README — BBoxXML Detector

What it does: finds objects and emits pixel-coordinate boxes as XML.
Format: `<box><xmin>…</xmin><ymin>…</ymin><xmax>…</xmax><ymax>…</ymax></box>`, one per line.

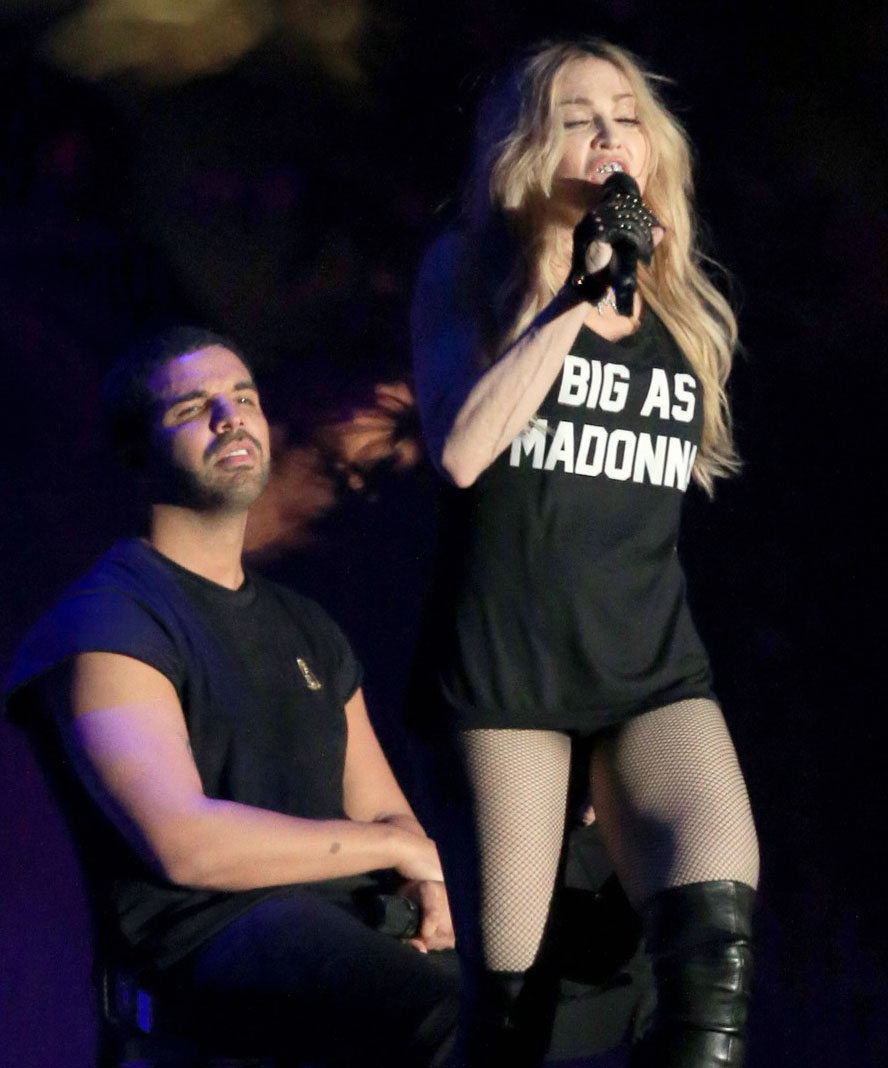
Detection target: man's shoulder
<box><xmin>5</xmin><ymin>540</ymin><xmax>182</xmax><ymax>701</ymax></box>
<box><xmin>34</xmin><ymin>539</ymin><xmax>180</xmax><ymax>635</ymax></box>
<box><xmin>53</xmin><ymin>539</ymin><xmax>170</xmax><ymax>602</ymax></box>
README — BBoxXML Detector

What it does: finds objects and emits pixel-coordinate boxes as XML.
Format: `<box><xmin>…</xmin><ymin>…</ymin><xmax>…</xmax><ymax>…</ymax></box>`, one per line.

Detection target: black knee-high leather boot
<box><xmin>631</xmin><ymin>880</ymin><xmax>755</xmax><ymax>1068</ymax></box>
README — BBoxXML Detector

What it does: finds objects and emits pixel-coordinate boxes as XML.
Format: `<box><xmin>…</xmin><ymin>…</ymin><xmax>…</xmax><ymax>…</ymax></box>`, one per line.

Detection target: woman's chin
<box><xmin>550</xmin><ymin>177</ymin><xmax>604</xmax><ymax>215</ymax></box>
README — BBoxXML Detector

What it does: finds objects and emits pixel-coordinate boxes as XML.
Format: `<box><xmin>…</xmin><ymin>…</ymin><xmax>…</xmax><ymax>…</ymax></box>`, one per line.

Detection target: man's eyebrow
<box><xmin>164</xmin><ymin>388</ymin><xmax>207</xmax><ymax>409</ymax></box>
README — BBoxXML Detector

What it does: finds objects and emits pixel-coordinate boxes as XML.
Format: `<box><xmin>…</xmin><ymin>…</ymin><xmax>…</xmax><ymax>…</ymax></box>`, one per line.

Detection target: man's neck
<box><xmin>148</xmin><ymin>504</ymin><xmax>248</xmax><ymax>590</ymax></box>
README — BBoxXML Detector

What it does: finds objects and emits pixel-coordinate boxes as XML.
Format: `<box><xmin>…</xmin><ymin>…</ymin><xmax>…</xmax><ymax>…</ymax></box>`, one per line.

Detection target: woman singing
<box><xmin>411</xmin><ymin>39</ymin><xmax>759</xmax><ymax>1068</ymax></box>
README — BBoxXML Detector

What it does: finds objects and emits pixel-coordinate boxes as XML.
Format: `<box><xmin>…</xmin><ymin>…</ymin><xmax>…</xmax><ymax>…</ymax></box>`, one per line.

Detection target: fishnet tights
<box><xmin>459</xmin><ymin>729</ymin><xmax>571</xmax><ymax>974</ymax></box>
<box><xmin>460</xmin><ymin>699</ymin><xmax>759</xmax><ymax>973</ymax></box>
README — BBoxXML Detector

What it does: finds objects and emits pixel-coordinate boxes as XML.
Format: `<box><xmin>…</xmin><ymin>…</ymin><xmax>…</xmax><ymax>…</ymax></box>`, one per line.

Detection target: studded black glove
<box><xmin>568</xmin><ymin>182</ymin><xmax>661</xmax><ymax>297</ymax></box>
<box><xmin>596</xmin><ymin>183</ymin><xmax>661</xmax><ymax>264</ymax></box>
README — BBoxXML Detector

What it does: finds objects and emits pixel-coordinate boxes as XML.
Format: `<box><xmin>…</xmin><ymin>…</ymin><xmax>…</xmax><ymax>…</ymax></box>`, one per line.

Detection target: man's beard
<box><xmin>152</xmin><ymin>455</ymin><xmax>271</xmax><ymax>512</ymax></box>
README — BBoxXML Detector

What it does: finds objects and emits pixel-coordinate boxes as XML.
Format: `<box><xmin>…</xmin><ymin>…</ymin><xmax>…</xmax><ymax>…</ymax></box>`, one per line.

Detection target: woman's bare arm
<box><xmin>412</xmin><ymin>232</ymin><xmax>589</xmax><ymax>488</ymax></box>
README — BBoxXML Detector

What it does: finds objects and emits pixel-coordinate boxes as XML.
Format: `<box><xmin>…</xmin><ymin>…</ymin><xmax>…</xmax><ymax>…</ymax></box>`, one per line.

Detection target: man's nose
<box><xmin>210</xmin><ymin>397</ymin><xmax>243</xmax><ymax>432</ymax></box>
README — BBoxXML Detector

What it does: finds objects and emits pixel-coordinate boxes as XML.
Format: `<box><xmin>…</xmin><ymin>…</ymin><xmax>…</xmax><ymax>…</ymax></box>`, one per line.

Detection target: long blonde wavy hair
<box><xmin>461</xmin><ymin>39</ymin><xmax>739</xmax><ymax>494</ymax></box>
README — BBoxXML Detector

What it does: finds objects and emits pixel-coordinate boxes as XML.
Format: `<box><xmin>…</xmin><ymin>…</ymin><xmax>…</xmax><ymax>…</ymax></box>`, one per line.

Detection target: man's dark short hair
<box><xmin>103</xmin><ymin>326</ymin><xmax>253</xmax><ymax>468</ymax></box>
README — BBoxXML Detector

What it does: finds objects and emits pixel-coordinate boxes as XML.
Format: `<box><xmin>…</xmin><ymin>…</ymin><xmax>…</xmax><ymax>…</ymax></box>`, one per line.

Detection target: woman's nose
<box><xmin>592</xmin><ymin>115</ymin><xmax>621</xmax><ymax>147</ymax></box>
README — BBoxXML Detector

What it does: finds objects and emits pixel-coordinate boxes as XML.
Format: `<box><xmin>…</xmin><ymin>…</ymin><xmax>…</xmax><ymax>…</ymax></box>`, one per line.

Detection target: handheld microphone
<box><xmin>353</xmin><ymin>888</ymin><xmax>421</xmax><ymax>938</ymax></box>
<box><xmin>600</xmin><ymin>171</ymin><xmax>646</xmax><ymax>317</ymax></box>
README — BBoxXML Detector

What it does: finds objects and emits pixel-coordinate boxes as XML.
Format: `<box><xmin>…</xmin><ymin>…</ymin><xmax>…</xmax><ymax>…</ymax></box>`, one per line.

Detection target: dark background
<box><xmin>1</xmin><ymin>2</ymin><xmax>886</xmax><ymax>1065</ymax></box>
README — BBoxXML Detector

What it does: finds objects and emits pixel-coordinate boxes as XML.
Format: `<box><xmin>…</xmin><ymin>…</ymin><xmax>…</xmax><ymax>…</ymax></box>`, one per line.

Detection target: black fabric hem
<box><xmin>442</xmin><ymin>680</ymin><xmax>718</xmax><ymax>734</ymax></box>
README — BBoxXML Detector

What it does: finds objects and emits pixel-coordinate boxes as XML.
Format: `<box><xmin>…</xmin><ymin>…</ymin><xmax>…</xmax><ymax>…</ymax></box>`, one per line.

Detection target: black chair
<box><xmin>98</xmin><ymin>963</ymin><xmax>279</xmax><ymax>1068</ymax></box>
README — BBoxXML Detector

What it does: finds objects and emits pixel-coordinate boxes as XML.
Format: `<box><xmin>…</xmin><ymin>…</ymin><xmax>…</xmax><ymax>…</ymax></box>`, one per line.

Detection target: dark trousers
<box><xmin>164</xmin><ymin>888</ymin><xmax>460</xmax><ymax>1068</ymax></box>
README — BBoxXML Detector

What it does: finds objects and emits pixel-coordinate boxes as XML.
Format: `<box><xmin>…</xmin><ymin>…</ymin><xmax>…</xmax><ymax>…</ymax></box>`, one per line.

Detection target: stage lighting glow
<box><xmin>41</xmin><ymin>0</ymin><xmax>276</xmax><ymax>84</ymax></box>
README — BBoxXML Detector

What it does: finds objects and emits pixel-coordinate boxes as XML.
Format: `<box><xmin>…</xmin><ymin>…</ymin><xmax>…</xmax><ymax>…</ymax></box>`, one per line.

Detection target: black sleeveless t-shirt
<box><xmin>5</xmin><ymin>540</ymin><xmax>370</xmax><ymax>971</ymax></box>
<box><xmin>434</xmin><ymin>309</ymin><xmax>714</xmax><ymax>731</ymax></box>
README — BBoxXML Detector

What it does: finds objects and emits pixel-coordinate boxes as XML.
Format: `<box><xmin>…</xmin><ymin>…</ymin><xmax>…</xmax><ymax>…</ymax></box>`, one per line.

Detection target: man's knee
<box><xmin>168</xmin><ymin>892</ymin><xmax>461</xmax><ymax>1066</ymax></box>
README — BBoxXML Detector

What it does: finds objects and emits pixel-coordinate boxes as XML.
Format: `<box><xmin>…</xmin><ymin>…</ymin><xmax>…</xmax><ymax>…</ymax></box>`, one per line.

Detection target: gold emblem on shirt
<box><xmin>296</xmin><ymin>657</ymin><xmax>323</xmax><ymax>691</ymax></box>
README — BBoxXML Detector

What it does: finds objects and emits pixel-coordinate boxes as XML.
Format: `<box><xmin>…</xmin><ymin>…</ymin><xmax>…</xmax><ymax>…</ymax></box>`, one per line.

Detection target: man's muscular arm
<box><xmin>341</xmin><ymin>688</ymin><xmax>454</xmax><ymax>950</ymax></box>
<box><xmin>42</xmin><ymin>651</ymin><xmax>443</xmax><ymax>891</ymax></box>
<box><xmin>341</xmin><ymin>686</ymin><xmax>424</xmax><ymax>834</ymax></box>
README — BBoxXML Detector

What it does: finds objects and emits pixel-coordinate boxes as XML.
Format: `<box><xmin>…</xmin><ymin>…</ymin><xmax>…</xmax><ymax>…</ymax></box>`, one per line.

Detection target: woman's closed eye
<box><xmin>562</xmin><ymin>111</ymin><xmax>594</xmax><ymax>129</ymax></box>
<box><xmin>562</xmin><ymin>115</ymin><xmax>641</xmax><ymax>130</ymax></box>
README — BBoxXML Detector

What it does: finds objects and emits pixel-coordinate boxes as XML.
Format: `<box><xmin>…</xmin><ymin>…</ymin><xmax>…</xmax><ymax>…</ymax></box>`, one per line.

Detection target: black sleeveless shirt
<box><xmin>434</xmin><ymin>309</ymin><xmax>714</xmax><ymax>730</ymax></box>
<box><xmin>6</xmin><ymin>540</ymin><xmax>368</xmax><ymax>971</ymax></box>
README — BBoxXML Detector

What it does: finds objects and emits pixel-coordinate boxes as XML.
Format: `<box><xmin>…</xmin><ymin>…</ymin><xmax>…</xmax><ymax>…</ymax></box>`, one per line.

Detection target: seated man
<box><xmin>5</xmin><ymin>327</ymin><xmax>458</xmax><ymax>1068</ymax></box>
